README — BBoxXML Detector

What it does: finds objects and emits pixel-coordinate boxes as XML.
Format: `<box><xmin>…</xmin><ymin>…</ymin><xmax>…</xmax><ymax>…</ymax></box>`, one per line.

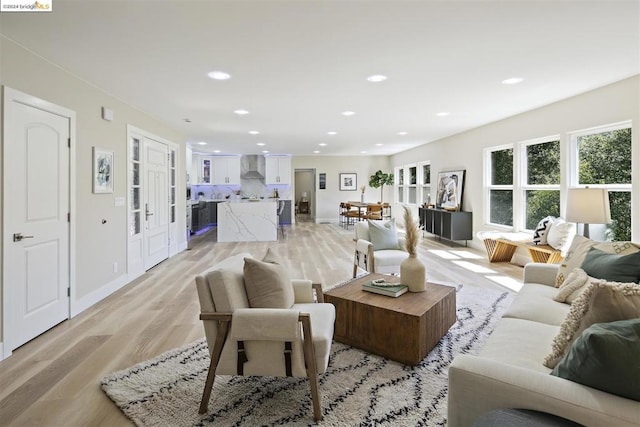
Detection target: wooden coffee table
<box><xmin>324</xmin><ymin>273</ymin><xmax>456</xmax><ymax>365</ymax></box>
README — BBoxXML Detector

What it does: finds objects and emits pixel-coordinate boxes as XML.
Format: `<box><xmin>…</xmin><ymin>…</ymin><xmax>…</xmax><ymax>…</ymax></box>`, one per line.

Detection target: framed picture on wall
<box><xmin>339</xmin><ymin>173</ymin><xmax>357</xmax><ymax>191</ymax></box>
<box><xmin>93</xmin><ymin>146</ymin><xmax>114</xmax><ymax>194</ymax></box>
<box><xmin>319</xmin><ymin>173</ymin><xmax>326</xmax><ymax>189</ymax></box>
<box><xmin>436</xmin><ymin>169</ymin><xmax>465</xmax><ymax>211</ymax></box>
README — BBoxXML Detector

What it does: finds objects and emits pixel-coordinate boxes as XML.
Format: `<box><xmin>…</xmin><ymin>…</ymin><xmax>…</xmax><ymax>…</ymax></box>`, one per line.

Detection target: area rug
<box><xmin>101</xmin><ymin>284</ymin><xmax>513</xmax><ymax>426</ymax></box>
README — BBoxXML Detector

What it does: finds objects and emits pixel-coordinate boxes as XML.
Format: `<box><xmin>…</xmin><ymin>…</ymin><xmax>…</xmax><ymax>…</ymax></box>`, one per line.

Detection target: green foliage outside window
<box><xmin>528</xmin><ymin>141</ymin><xmax>560</xmax><ymax>185</ymax></box>
<box><xmin>491</xmin><ymin>149</ymin><xmax>513</xmax><ymax>185</ymax></box>
<box><xmin>578</xmin><ymin>128</ymin><xmax>631</xmax><ymax>241</ymax></box>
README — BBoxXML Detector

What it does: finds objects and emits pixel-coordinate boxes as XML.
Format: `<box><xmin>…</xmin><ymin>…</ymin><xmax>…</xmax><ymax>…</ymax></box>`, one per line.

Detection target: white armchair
<box><xmin>195</xmin><ymin>252</ymin><xmax>335</xmax><ymax>421</ymax></box>
<box><xmin>353</xmin><ymin>220</ymin><xmax>409</xmax><ymax>278</ymax></box>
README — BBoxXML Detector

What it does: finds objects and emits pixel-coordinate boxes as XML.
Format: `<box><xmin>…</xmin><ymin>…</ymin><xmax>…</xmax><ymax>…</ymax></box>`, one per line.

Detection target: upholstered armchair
<box><xmin>353</xmin><ymin>219</ymin><xmax>409</xmax><ymax>277</ymax></box>
<box><xmin>195</xmin><ymin>251</ymin><xmax>335</xmax><ymax>421</ymax></box>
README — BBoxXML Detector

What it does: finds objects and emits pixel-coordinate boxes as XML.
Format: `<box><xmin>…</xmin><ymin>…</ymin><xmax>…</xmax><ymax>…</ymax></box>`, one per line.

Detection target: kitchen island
<box><xmin>217</xmin><ymin>200</ymin><xmax>278</xmax><ymax>242</ymax></box>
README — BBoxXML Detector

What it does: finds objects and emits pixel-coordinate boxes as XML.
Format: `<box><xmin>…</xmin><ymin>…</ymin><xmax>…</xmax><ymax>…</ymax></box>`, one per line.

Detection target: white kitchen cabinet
<box><xmin>265</xmin><ymin>155</ymin><xmax>291</xmax><ymax>184</ymax></box>
<box><xmin>212</xmin><ymin>156</ymin><xmax>241</xmax><ymax>185</ymax></box>
<box><xmin>200</xmin><ymin>156</ymin><xmax>212</xmax><ymax>184</ymax></box>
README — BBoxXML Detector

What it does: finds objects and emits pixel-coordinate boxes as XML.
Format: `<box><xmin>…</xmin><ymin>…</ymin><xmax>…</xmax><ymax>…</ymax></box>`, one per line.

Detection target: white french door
<box><xmin>143</xmin><ymin>138</ymin><xmax>170</xmax><ymax>270</ymax></box>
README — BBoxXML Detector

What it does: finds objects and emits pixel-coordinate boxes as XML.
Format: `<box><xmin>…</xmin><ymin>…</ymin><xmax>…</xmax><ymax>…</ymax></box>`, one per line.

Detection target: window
<box><xmin>574</xmin><ymin>124</ymin><xmax>632</xmax><ymax>241</ymax></box>
<box><xmin>169</xmin><ymin>149</ymin><xmax>177</xmax><ymax>224</ymax></box>
<box><xmin>129</xmin><ymin>137</ymin><xmax>141</xmax><ymax>236</ymax></box>
<box><xmin>487</xmin><ymin>146</ymin><xmax>513</xmax><ymax>226</ymax></box>
<box><xmin>408</xmin><ymin>164</ymin><xmax>417</xmax><ymax>204</ymax></box>
<box><xmin>395</xmin><ymin>166</ymin><xmax>404</xmax><ymax>203</ymax></box>
<box><xmin>419</xmin><ymin>161</ymin><xmax>431</xmax><ymax>205</ymax></box>
<box><xmin>523</xmin><ymin>139</ymin><xmax>560</xmax><ymax>229</ymax></box>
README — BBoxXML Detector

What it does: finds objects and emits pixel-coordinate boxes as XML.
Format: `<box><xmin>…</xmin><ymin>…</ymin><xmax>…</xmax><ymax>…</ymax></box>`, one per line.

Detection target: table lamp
<box><xmin>565</xmin><ymin>188</ymin><xmax>611</xmax><ymax>238</ymax></box>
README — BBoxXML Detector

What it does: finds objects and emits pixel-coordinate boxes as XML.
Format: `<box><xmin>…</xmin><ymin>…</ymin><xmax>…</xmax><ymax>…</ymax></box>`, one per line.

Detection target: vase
<box><xmin>400</xmin><ymin>254</ymin><xmax>426</xmax><ymax>292</ymax></box>
<box><xmin>361</xmin><ymin>194</ymin><xmax>364</xmax><ymax>203</ymax></box>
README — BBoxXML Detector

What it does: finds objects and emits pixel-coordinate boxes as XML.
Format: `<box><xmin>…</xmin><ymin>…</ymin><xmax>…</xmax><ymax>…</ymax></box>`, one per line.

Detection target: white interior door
<box><xmin>3</xmin><ymin>93</ymin><xmax>70</xmax><ymax>352</ymax></box>
<box><xmin>143</xmin><ymin>138</ymin><xmax>169</xmax><ymax>270</ymax></box>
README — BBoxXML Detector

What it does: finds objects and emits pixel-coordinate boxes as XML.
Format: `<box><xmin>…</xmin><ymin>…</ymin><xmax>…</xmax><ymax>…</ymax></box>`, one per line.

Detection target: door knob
<box><xmin>145</xmin><ymin>203</ymin><xmax>154</xmax><ymax>220</ymax></box>
<box><xmin>13</xmin><ymin>233</ymin><xmax>34</xmax><ymax>242</ymax></box>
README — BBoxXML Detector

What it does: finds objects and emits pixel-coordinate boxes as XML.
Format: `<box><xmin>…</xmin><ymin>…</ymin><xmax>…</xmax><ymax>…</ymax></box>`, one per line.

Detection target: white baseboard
<box><xmin>0</xmin><ymin>341</ymin><xmax>7</xmax><ymax>361</ymax></box>
<box><xmin>178</xmin><ymin>241</ymin><xmax>188</xmax><ymax>252</ymax></box>
<box><xmin>70</xmin><ymin>273</ymin><xmax>132</xmax><ymax>318</ymax></box>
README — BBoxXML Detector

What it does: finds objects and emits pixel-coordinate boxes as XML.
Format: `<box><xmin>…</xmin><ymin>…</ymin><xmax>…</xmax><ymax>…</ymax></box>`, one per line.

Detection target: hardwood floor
<box><xmin>0</xmin><ymin>216</ymin><xmax>523</xmax><ymax>426</ymax></box>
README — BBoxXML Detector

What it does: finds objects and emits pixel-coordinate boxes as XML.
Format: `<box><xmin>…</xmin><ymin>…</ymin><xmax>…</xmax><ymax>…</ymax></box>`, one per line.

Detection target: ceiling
<box><xmin>1</xmin><ymin>1</ymin><xmax>638</xmax><ymax>156</ymax></box>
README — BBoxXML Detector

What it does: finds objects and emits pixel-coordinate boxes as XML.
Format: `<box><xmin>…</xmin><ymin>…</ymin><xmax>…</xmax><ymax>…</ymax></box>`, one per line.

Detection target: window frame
<box><xmin>418</xmin><ymin>160</ymin><xmax>431</xmax><ymax>205</ymax></box>
<box><xmin>484</xmin><ymin>143</ymin><xmax>514</xmax><ymax>229</ymax></box>
<box><xmin>519</xmin><ymin>136</ymin><xmax>561</xmax><ymax>231</ymax></box>
<box><xmin>568</xmin><ymin>121</ymin><xmax>632</xmax><ymax>240</ymax></box>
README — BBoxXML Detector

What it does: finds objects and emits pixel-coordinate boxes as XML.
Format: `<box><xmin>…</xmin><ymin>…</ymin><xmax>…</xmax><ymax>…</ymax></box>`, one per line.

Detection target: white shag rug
<box><xmin>101</xmin><ymin>284</ymin><xmax>513</xmax><ymax>426</ymax></box>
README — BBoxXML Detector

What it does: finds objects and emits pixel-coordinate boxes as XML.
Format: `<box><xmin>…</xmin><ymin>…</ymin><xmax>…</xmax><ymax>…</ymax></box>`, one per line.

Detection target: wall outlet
<box><xmin>113</xmin><ymin>262</ymin><xmax>118</xmax><ymax>273</ymax></box>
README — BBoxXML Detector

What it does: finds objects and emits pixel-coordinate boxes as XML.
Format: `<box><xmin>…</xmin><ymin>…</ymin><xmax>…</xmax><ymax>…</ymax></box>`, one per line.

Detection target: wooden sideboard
<box><xmin>419</xmin><ymin>208</ymin><xmax>472</xmax><ymax>246</ymax></box>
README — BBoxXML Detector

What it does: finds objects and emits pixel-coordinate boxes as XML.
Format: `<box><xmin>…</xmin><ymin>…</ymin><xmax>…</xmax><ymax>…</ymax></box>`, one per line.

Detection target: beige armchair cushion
<box><xmin>244</xmin><ymin>256</ymin><xmax>295</xmax><ymax>308</ymax></box>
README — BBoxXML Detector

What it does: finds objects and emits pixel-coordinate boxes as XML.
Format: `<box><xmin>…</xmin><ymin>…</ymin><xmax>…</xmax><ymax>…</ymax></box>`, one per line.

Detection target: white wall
<box><xmin>0</xmin><ymin>36</ymin><xmax>186</xmax><ymax>347</ymax></box>
<box><xmin>291</xmin><ymin>156</ymin><xmax>393</xmax><ymax>223</ymax></box>
<box><xmin>391</xmin><ymin>76</ymin><xmax>640</xmax><ymax>249</ymax></box>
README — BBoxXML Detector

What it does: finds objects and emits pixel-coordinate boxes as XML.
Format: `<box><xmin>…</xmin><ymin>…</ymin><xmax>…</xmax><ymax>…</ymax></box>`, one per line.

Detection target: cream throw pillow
<box><xmin>243</xmin><ymin>249</ymin><xmax>294</xmax><ymax>308</ymax></box>
<box><xmin>554</xmin><ymin>236</ymin><xmax>640</xmax><ymax>287</ymax></box>
<box><xmin>554</xmin><ymin>268</ymin><xmax>589</xmax><ymax>304</ymax></box>
<box><xmin>546</xmin><ymin>218</ymin><xmax>575</xmax><ymax>253</ymax></box>
<box><xmin>544</xmin><ymin>279</ymin><xmax>640</xmax><ymax>368</ymax></box>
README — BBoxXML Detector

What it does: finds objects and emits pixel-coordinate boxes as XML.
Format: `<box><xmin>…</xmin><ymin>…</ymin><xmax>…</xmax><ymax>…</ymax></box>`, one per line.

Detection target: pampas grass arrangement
<box><xmin>403</xmin><ymin>205</ymin><xmax>419</xmax><ymax>257</ymax></box>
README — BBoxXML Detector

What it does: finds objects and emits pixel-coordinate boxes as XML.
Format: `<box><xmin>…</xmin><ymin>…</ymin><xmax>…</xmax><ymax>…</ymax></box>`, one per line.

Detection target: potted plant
<box><xmin>368</xmin><ymin>170</ymin><xmax>394</xmax><ymax>204</ymax></box>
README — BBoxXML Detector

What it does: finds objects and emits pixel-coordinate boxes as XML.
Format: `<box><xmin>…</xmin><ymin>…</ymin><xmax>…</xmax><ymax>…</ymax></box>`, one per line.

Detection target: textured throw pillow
<box><xmin>546</xmin><ymin>219</ymin><xmax>576</xmax><ymax>252</ymax></box>
<box><xmin>581</xmin><ymin>247</ymin><xmax>640</xmax><ymax>283</ymax></box>
<box><xmin>243</xmin><ymin>250</ymin><xmax>294</xmax><ymax>308</ymax></box>
<box><xmin>543</xmin><ymin>279</ymin><xmax>640</xmax><ymax>368</ymax></box>
<box><xmin>551</xmin><ymin>318</ymin><xmax>640</xmax><ymax>401</ymax></box>
<box><xmin>555</xmin><ymin>236</ymin><xmax>640</xmax><ymax>287</ymax></box>
<box><xmin>533</xmin><ymin>216</ymin><xmax>555</xmax><ymax>245</ymax></box>
<box><xmin>368</xmin><ymin>219</ymin><xmax>399</xmax><ymax>250</ymax></box>
<box><xmin>554</xmin><ymin>268</ymin><xmax>589</xmax><ymax>304</ymax></box>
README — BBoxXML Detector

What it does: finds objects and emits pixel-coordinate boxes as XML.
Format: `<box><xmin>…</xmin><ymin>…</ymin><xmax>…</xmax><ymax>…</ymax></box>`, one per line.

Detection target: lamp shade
<box><xmin>565</xmin><ymin>188</ymin><xmax>611</xmax><ymax>224</ymax></box>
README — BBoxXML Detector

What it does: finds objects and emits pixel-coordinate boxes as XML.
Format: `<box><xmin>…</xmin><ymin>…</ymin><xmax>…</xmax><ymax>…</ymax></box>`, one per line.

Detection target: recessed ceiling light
<box><xmin>342</xmin><ymin>111</ymin><xmax>355</xmax><ymax>116</ymax></box>
<box><xmin>436</xmin><ymin>111</ymin><xmax>450</xmax><ymax>117</ymax></box>
<box><xmin>207</xmin><ymin>70</ymin><xmax>231</xmax><ymax>80</ymax></box>
<box><xmin>367</xmin><ymin>74</ymin><xmax>387</xmax><ymax>82</ymax></box>
<box><xmin>234</xmin><ymin>109</ymin><xmax>249</xmax><ymax>115</ymax></box>
<box><xmin>318</xmin><ymin>143</ymin><xmax>327</xmax><ymax>147</ymax></box>
<box><xmin>248</xmin><ymin>131</ymin><xmax>260</xmax><ymax>135</ymax></box>
<box><xmin>213</xmin><ymin>150</ymin><xmax>221</xmax><ymax>153</ymax></box>
<box><xmin>376</xmin><ymin>143</ymin><xmax>384</xmax><ymax>146</ymax></box>
<box><xmin>262</xmin><ymin>150</ymin><xmax>269</xmax><ymax>153</ymax></box>
<box><xmin>502</xmin><ymin>77</ymin><xmax>524</xmax><ymax>85</ymax></box>
<box><xmin>360</xmin><ymin>151</ymin><xmax>367</xmax><ymax>154</ymax></box>
<box><xmin>327</xmin><ymin>131</ymin><xmax>337</xmax><ymax>135</ymax></box>
<box><xmin>256</xmin><ymin>142</ymin><xmax>266</xmax><ymax>146</ymax></box>
<box><xmin>313</xmin><ymin>150</ymin><xmax>320</xmax><ymax>154</ymax></box>
<box><xmin>397</xmin><ymin>131</ymin><xmax>408</xmax><ymax>136</ymax></box>
<box><xmin>197</xmin><ymin>141</ymin><xmax>207</xmax><ymax>145</ymax></box>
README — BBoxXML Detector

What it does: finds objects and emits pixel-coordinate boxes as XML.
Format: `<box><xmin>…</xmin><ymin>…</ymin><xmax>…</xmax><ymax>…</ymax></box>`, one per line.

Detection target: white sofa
<box><xmin>447</xmin><ymin>263</ymin><xmax>640</xmax><ymax>427</ymax></box>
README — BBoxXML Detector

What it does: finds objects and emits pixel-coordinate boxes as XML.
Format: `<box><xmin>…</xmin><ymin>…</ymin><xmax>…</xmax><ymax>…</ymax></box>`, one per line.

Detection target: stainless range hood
<box><xmin>240</xmin><ymin>155</ymin><xmax>265</xmax><ymax>179</ymax></box>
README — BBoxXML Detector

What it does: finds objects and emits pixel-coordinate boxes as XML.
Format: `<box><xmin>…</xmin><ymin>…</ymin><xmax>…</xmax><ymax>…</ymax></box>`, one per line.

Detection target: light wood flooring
<box><xmin>0</xmin><ymin>216</ymin><xmax>523</xmax><ymax>426</ymax></box>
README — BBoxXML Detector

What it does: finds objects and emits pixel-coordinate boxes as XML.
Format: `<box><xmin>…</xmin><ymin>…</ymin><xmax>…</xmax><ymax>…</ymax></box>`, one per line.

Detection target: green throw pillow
<box><xmin>368</xmin><ymin>219</ymin><xmax>399</xmax><ymax>250</ymax></box>
<box><xmin>581</xmin><ymin>247</ymin><xmax>640</xmax><ymax>283</ymax></box>
<box><xmin>551</xmin><ymin>319</ymin><xmax>640</xmax><ymax>401</ymax></box>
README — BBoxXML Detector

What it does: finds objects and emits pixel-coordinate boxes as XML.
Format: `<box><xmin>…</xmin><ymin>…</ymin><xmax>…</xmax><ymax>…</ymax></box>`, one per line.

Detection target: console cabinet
<box><xmin>419</xmin><ymin>208</ymin><xmax>472</xmax><ymax>245</ymax></box>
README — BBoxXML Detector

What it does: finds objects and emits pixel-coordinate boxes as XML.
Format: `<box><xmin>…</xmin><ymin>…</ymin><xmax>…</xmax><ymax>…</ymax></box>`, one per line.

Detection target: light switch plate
<box><xmin>114</xmin><ymin>196</ymin><xmax>125</xmax><ymax>207</ymax></box>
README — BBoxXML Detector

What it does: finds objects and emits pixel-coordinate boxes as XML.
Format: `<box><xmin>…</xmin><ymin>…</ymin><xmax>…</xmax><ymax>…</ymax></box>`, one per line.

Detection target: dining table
<box><xmin>347</xmin><ymin>201</ymin><xmax>369</xmax><ymax>221</ymax></box>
